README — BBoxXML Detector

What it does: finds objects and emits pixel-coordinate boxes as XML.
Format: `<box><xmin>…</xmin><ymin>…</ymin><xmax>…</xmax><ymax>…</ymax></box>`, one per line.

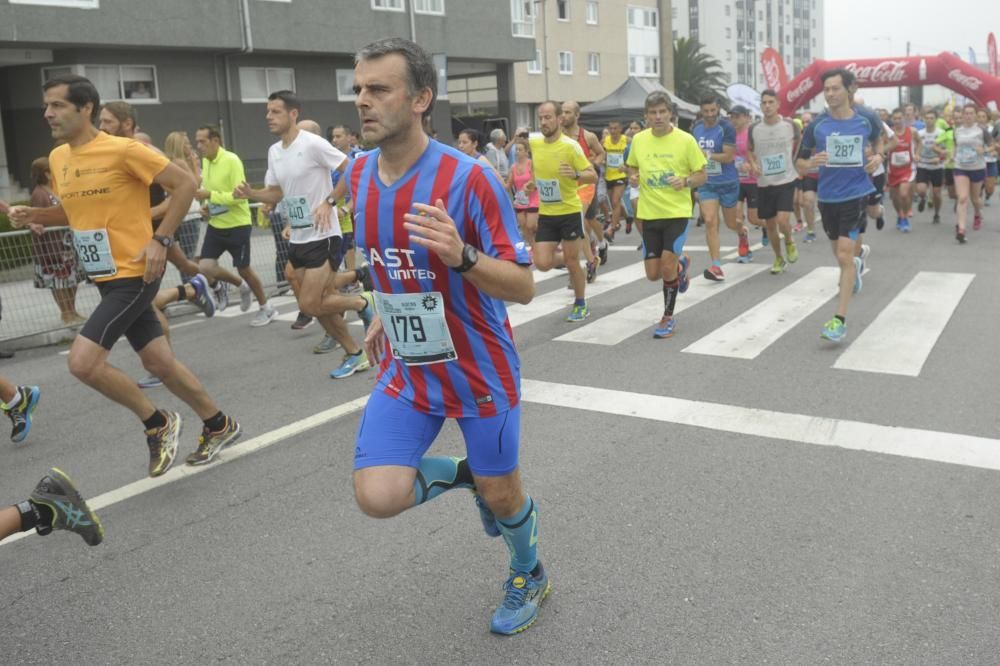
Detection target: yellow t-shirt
<box><xmin>528</xmin><ymin>133</ymin><xmax>591</xmax><ymax>216</ymax></box>
<box><xmin>603</xmin><ymin>134</ymin><xmax>629</xmax><ymax>181</ymax></box>
<box><xmin>625</xmin><ymin>128</ymin><xmax>707</xmax><ymax>220</ymax></box>
<box><xmin>49</xmin><ymin>132</ymin><xmax>169</xmax><ymax>281</ymax></box>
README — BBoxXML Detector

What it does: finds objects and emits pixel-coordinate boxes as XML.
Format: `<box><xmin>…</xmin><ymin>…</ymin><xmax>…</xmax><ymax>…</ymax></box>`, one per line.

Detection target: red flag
<box><xmin>761</xmin><ymin>48</ymin><xmax>788</xmax><ymax>91</ymax></box>
<box><xmin>988</xmin><ymin>33</ymin><xmax>998</xmax><ymax>77</ymax></box>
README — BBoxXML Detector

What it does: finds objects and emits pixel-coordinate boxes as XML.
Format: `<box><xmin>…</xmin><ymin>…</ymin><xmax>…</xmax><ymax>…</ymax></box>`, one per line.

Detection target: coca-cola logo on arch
<box><xmin>786</xmin><ymin>77</ymin><xmax>815</xmax><ymax>103</ymax></box>
<box><xmin>844</xmin><ymin>60</ymin><xmax>908</xmax><ymax>84</ymax></box>
<box><xmin>763</xmin><ymin>59</ymin><xmax>781</xmax><ymax>85</ymax></box>
<box><xmin>948</xmin><ymin>69</ymin><xmax>983</xmax><ymax>91</ymax></box>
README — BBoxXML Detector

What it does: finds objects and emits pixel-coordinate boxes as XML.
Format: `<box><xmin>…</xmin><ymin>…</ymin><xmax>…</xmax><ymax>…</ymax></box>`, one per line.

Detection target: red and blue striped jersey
<box><xmin>348</xmin><ymin>139</ymin><xmax>531</xmax><ymax>418</ymax></box>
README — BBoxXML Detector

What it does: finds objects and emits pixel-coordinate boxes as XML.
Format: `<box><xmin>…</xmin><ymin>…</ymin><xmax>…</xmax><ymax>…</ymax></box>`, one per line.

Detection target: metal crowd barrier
<box><xmin>0</xmin><ymin>206</ymin><xmax>292</xmax><ymax>349</ymax></box>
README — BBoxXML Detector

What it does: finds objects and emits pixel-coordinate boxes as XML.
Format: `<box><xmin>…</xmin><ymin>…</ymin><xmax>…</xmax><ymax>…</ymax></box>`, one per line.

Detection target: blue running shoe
<box><xmin>358</xmin><ymin>291</ymin><xmax>375</xmax><ymax>331</ymax></box>
<box><xmin>473</xmin><ymin>493</ymin><xmax>501</xmax><ymax>538</ymax></box>
<box><xmin>820</xmin><ymin>317</ymin><xmax>847</xmax><ymax>342</ymax></box>
<box><xmin>653</xmin><ymin>316</ymin><xmax>676</xmax><ymax>339</ymax></box>
<box><xmin>901</xmin><ymin>218</ymin><xmax>911</xmax><ymax>233</ymax></box>
<box><xmin>490</xmin><ymin>565</ymin><xmax>551</xmax><ymax>635</ymax></box>
<box><xmin>852</xmin><ymin>256</ymin><xmax>863</xmax><ymax>294</ymax></box>
<box><xmin>761</xmin><ymin>229</ymin><xmax>770</xmax><ymax>246</ymax></box>
<box><xmin>565</xmin><ymin>304</ymin><xmax>590</xmax><ymax>322</ymax></box>
<box><xmin>330</xmin><ymin>351</ymin><xmax>371</xmax><ymax>379</ymax></box>
<box><xmin>29</xmin><ymin>467</ymin><xmax>103</xmax><ymax>546</ymax></box>
<box><xmin>678</xmin><ymin>254</ymin><xmax>691</xmax><ymax>294</ymax></box>
<box><xmin>189</xmin><ymin>274</ymin><xmax>216</xmax><ymax>318</ymax></box>
<box><xmin>5</xmin><ymin>385</ymin><xmax>39</xmax><ymax>443</ymax></box>
<box><xmin>737</xmin><ymin>250</ymin><xmax>753</xmax><ymax>264</ymax></box>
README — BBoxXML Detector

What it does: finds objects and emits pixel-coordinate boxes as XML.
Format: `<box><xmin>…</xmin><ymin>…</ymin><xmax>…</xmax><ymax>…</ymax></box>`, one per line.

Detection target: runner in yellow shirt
<box><xmin>626</xmin><ymin>92</ymin><xmax>707</xmax><ymax>339</ymax></box>
<box><xmin>529</xmin><ymin>101</ymin><xmax>597</xmax><ymax>322</ymax></box>
<box><xmin>603</xmin><ymin>120</ymin><xmax>630</xmax><ymax>241</ymax></box>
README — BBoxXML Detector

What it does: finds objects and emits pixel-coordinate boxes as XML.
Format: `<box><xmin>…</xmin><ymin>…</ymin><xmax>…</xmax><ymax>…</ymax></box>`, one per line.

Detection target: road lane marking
<box><xmin>683</xmin><ymin>267</ymin><xmax>841</xmax><ymax>359</ymax></box>
<box><xmin>520</xmin><ymin>379</ymin><xmax>1000</xmax><ymax>472</ymax></box>
<box><xmin>834</xmin><ymin>271</ymin><xmax>974</xmax><ymax>377</ymax></box>
<box><xmin>555</xmin><ymin>261</ymin><xmax>767</xmax><ymax>345</ymax></box>
<box><xmin>507</xmin><ymin>262</ymin><xmax>647</xmax><ymax>327</ymax></box>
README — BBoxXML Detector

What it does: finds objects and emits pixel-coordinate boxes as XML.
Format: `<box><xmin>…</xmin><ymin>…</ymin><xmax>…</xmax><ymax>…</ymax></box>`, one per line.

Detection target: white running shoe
<box><xmin>239</xmin><ymin>280</ymin><xmax>252</xmax><ymax>312</ymax></box>
<box><xmin>251</xmin><ymin>305</ymin><xmax>277</xmax><ymax>327</ymax></box>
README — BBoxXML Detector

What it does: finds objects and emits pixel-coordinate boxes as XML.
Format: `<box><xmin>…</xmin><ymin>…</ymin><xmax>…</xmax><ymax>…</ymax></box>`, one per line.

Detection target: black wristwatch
<box><xmin>452</xmin><ymin>244</ymin><xmax>479</xmax><ymax>274</ymax></box>
<box><xmin>325</xmin><ymin>195</ymin><xmax>337</xmax><ymax>206</ymax></box>
<box><xmin>152</xmin><ymin>234</ymin><xmax>173</xmax><ymax>248</ymax></box>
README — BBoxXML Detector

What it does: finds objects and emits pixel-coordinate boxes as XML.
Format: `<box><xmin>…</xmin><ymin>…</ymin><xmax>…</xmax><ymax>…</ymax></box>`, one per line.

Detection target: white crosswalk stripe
<box><xmin>833</xmin><ymin>271</ymin><xmax>974</xmax><ymax>376</ymax></box>
<box><xmin>507</xmin><ymin>262</ymin><xmax>647</xmax><ymax>327</ymax></box>
<box><xmin>555</xmin><ymin>261</ymin><xmax>767</xmax><ymax>345</ymax></box>
<box><xmin>682</xmin><ymin>266</ymin><xmax>842</xmax><ymax>359</ymax></box>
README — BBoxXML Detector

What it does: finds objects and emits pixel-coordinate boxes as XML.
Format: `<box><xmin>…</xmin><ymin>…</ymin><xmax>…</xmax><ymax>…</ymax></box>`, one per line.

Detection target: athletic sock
<box><xmin>662</xmin><ymin>278</ymin><xmax>679</xmax><ymax>316</ymax></box>
<box><xmin>3</xmin><ymin>388</ymin><xmax>22</xmax><ymax>410</ymax></box>
<box><xmin>15</xmin><ymin>500</ymin><xmax>53</xmax><ymax>532</ymax></box>
<box><xmin>835</xmin><ymin>315</ymin><xmax>846</xmax><ymax>324</ymax></box>
<box><xmin>412</xmin><ymin>456</ymin><xmax>474</xmax><ymax>506</ymax></box>
<box><xmin>573</xmin><ymin>298</ymin><xmax>586</xmax><ymax>307</ymax></box>
<box><xmin>142</xmin><ymin>409</ymin><xmax>167</xmax><ymax>431</ymax></box>
<box><xmin>497</xmin><ymin>496</ymin><xmax>538</xmax><ymax>573</ymax></box>
<box><xmin>203</xmin><ymin>411</ymin><xmax>227</xmax><ymax>432</ymax></box>
<box><xmin>712</xmin><ymin>260</ymin><xmax>722</xmax><ymax>268</ymax></box>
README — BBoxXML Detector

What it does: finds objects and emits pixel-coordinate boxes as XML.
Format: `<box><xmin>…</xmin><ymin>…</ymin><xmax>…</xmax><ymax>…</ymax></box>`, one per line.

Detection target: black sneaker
<box><xmin>932</xmin><ymin>213</ymin><xmax>941</xmax><ymax>224</ymax></box>
<box><xmin>876</xmin><ymin>216</ymin><xmax>885</xmax><ymax>230</ymax></box>
<box><xmin>586</xmin><ymin>260</ymin><xmax>597</xmax><ymax>283</ymax></box>
<box><xmin>918</xmin><ymin>196</ymin><xmax>926</xmax><ymax>212</ymax></box>
<box><xmin>5</xmin><ymin>385</ymin><xmax>40</xmax><ymax>443</ymax></box>
<box><xmin>29</xmin><ymin>468</ymin><xmax>103</xmax><ymax>546</ymax></box>
<box><xmin>290</xmin><ymin>312</ymin><xmax>313</xmax><ymax>330</ymax></box>
<box><xmin>598</xmin><ymin>243</ymin><xmax>608</xmax><ymax>266</ymax></box>
<box><xmin>355</xmin><ymin>265</ymin><xmax>374</xmax><ymax>291</ymax></box>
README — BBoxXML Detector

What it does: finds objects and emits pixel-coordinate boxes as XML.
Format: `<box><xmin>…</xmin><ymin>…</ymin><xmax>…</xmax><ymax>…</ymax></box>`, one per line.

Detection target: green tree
<box><xmin>673</xmin><ymin>37</ymin><xmax>729</xmax><ymax>105</ymax></box>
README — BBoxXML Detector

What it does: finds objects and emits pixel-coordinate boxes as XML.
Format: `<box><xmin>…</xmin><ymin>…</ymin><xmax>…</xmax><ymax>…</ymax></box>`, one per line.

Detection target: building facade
<box><xmin>0</xmin><ymin>0</ymin><xmax>534</xmax><ymax>196</ymax></box>
<box><xmin>670</xmin><ymin>0</ymin><xmax>824</xmax><ymax>89</ymax></box>
<box><xmin>509</xmin><ymin>0</ymin><xmax>675</xmax><ymax>129</ymax></box>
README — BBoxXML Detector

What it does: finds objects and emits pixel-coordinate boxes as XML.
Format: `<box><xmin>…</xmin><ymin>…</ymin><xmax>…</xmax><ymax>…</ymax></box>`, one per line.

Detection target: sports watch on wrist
<box><xmin>152</xmin><ymin>234</ymin><xmax>173</xmax><ymax>248</ymax></box>
<box><xmin>325</xmin><ymin>195</ymin><xmax>337</xmax><ymax>206</ymax></box>
<box><xmin>452</xmin><ymin>244</ymin><xmax>479</xmax><ymax>274</ymax></box>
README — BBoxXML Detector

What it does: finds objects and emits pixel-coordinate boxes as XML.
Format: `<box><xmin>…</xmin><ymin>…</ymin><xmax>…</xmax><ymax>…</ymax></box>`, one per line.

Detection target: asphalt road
<box><xmin>2</xmin><ymin>200</ymin><xmax>999</xmax><ymax>665</ymax></box>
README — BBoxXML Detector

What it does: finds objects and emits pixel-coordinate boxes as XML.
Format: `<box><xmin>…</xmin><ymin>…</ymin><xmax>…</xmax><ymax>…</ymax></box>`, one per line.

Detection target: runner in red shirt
<box><xmin>887</xmin><ymin>108</ymin><xmax>917</xmax><ymax>232</ymax></box>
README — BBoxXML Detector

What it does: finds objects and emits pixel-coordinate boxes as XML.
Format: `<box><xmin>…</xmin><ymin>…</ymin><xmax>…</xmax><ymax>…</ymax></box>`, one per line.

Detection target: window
<box><xmin>559</xmin><ymin>51</ymin><xmax>573</xmax><ymax>74</ymax></box>
<box><xmin>511</xmin><ymin>0</ymin><xmax>535</xmax><ymax>37</ymax></box>
<box><xmin>335</xmin><ymin>69</ymin><xmax>356</xmax><ymax>101</ymax></box>
<box><xmin>557</xmin><ymin>0</ymin><xmax>569</xmax><ymax>20</ymax></box>
<box><xmin>724</xmin><ymin>4</ymin><xmax>730</xmax><ymax>16</ymax></box>
<box><xmin>759</xmin><ymin>31</ymin><xmax>764</xmax><ymax>41</ymax></box>
<box><xmin>627</xmin><ymin>6</ymin><xmax>658</xmax><ymax>28</ymax></box>
<box><xmin>371</xmin><ymin>0</ymin><xmax>404</xmax><ymax>10</ymax></box>
<box><xmin>588</xmin><ymin>52</ymin><xmax>600</xmax><ymax>75</ymax></box>
<box><xmin>414</xmin><ymin>0</ymin><xmax>444</xmax><ymax>13</ymax></box>
<box><xmin>812</xmin><ymin>37</ymin><xmax>816</xmax><ymax>47</ymax></box>
<box><xmin>758</xmin><ymin>9</ymin><xmax>763</xmax><ymax>19</ymax></box>
<box><xmin>527</xmin><ymin>49</ymin><xmax>542</xmax><ymax>74</ymax></box>
<box><xmin>671</xmin><ymin>6</ymin><xmax>677</xmax><ymax>18</ymax></box>
<box><xmin>726</xmin><ymin>27</ymin><xmax>731</xmax><ymax>38</ymax></box>
<box><xmin>673</xmin><ymin>29</ymin><xmax>678</xmax><ymax>39</ymax></box>
<box><xmin>628</xmin><ymin>54</ymin><xmax>659</xmax><ymax>77</ymax></box>
<box><xmin>43</xmin><ymin>64</ymin><xmax>159</xmax><ymax>102</ymax></box>
<box><xmin>726</xmin><ymin>49</ymin><xmax>732</xmax><ymax>61</ymax></box>
<box><xmin>239</xmin><ymin>67</ymin><xmax>295</xmax><ymax>103</ymax></box>
<box><xmin>10</xmin><ymin>0</ymin><xmax>98</xmax><ymax>7</ymax></box>
<box><xmin>586</xmin><ymin>0</ymin><xmax>598</xmax><ymax>23</ymax></box>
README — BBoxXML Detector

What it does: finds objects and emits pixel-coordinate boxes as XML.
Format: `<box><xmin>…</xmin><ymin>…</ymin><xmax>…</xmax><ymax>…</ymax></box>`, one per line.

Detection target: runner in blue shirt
<box><xmin>692</xmin><ymin>97</ymin><xmax>752</xmax><ymax>281</ymax></box>
<box><xmin>347</xmin><ymin>38</ymin><xmax>547</xmax><ymax>636</ymax></box>
<box><xmin>797</xmin><ymin>67</ymin><xmax>884</xmax><ymax>343</ymax></box>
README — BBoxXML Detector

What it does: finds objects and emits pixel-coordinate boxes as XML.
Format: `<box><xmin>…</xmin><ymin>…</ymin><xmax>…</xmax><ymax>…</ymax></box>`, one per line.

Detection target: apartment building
<box><xmin>0</xmin><ymin>0</ymin><xmax>534</xmax><ymax>196</ymax></box>
<box><xmin>509</xmin><ymin>0</ymin><xmax>675</xmax><ymax>129</ymax></box>
<box><xmin>670</xmin><ymin>0</ymin><xmax>824</xmax><ymax>88</ymax></box>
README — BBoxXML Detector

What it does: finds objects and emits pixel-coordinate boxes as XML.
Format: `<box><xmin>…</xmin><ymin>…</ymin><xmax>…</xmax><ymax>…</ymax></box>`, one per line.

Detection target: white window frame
<box><xmin>371</xmin><ymin>0</ymin><xmax>405</xmax><ymax>11</ymax></box>
<box><xmin>556</xmin><ymin>0</ymin><xmax>570</xmax><ymax>21</ymax></box>
<box><xmin>413</xmin><ymin>0</ymin><xmax>444</xmax><ymax>15</ymax></box>
<box><xmin>527</xmin><ymin>49</ymin><xmax>542</xmax><ymax>74</ymax></box>
<box><xmin>511</xmin><ymin>0</ymin><xmax>536</xmax><ymax>38</ymax></box>
<box><xmin>42</xmin><ymin>64</ymin><xmax>160</xmax><ymax>104</ymax></box>
<box><xmin>238</xmin><ymin>66</ymin><xmax>296</xmax><ymax>103</ymax></box>
<box><xmin>587</xmin><ymin>52</ymin><xmax>600</xmax><ymax>76</ymax></box>
<box><xmin>586</xmin><ymin>0</ymin><xmax>598</xmax><ymax>24</ymax></box>
<box><xmin>335</xmin><ymin>69</ymin><xmax>357</xmax><ymax>101</ymax></box>
<box><xmin>559</xmin><ymin>51</ymin><xmax>573</xmax><ymax>75</ymax></box>
<box><xmin>10</xmin><ymin>0</ymin><xmax>97</xmax><ymax>7</ymax></box>
<box><xmin>627</xmin><ymin>6</ymin><xmax>658</xmax><ymax>29</ymax></box>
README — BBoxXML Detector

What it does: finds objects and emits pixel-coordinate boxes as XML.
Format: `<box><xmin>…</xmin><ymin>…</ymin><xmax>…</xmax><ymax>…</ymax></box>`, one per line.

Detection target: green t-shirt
<box><xmin>625</xmin><ymin>128</ymin><xmax>707</xmax><ymax>220</ymax></box>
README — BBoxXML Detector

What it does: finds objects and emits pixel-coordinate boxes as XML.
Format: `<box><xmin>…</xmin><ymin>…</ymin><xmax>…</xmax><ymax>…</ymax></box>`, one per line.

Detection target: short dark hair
<box><xmin>891</xmin><ymin>107</ymin><xmax>904</xmax><ymax>116</ymax></box>
<box><xmin>197</xmin><ymin>125</ymin><xmax>222</xmax><ymax>141</ymax></box>
<box><xmin>267</xmin><ymin>90</ymin><xmax>301</xmax><ymax>112</ymax></box>
<box><xmin>760</xmin><ymin>88</ymin><xmax>778</xmax><ymax>100</ymax></box>
<box><xmin>42</xmin><ymin>74</ymin><xmax>101</xmax><ymax>122</ymax></box>
<box><xmin>30</xmin><ymin>157</ymin><xmax>50</xmax><ymax>187</ymax></box>
<box><xmin>644</xmin><ymin>91</ymin><xmax>675</xmax><ymax>114</ymax></box>
<box><xmin>356</xmin><ymin>37</ymin><xmax>437</xmax><ymax>119</ymax></box>
<box><xmin>821</xmin><ymin>67</ymin><xmax>856</xmax><ymax>89</ymax></box>
<box><xmin>537</xmin><ymin>100</ymin><xmax>561</xmax><ymax>115</ymax></box>
<box><xmin>459</xmin><ymin>128</ymin><xmax>484</xmax><ymax>152</ymax></box>
<box><xmin>699</xmin><ymin>95</ymin><xmax>719</xmax><ymax>107</ymax></box>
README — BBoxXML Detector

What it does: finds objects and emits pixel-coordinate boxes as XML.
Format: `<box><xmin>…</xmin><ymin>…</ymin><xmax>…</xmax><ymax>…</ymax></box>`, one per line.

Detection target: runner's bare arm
<box><xmin>7</xmin><ymin>204</ymin><xmax>69</xmax><ymax>228</ymax></box>
<box><xmin>587</xmin><ymin>131</ymin><xmax>606</xmax><ymax>167</ymax></box>
<box><xmin>233</xmin><ymin>183</ymin><xmax>283</xmax><ymax>204</ymax></box>
<box><xmin>150</xmin><ymin>161</ymin><xmax>196</xmax><ymax>239</ymax></box>
<box><xmin>403</xmin><ymin>200</ymin><xmax>534</xmax><ymax>305</ymax></box>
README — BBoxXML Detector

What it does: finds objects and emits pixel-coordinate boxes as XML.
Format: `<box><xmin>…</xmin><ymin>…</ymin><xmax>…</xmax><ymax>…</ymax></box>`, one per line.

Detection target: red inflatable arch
<box><xmin>777</xmin><ymin>52</ymin><xmax>1000</xmax><ymax>116</ymax></box>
